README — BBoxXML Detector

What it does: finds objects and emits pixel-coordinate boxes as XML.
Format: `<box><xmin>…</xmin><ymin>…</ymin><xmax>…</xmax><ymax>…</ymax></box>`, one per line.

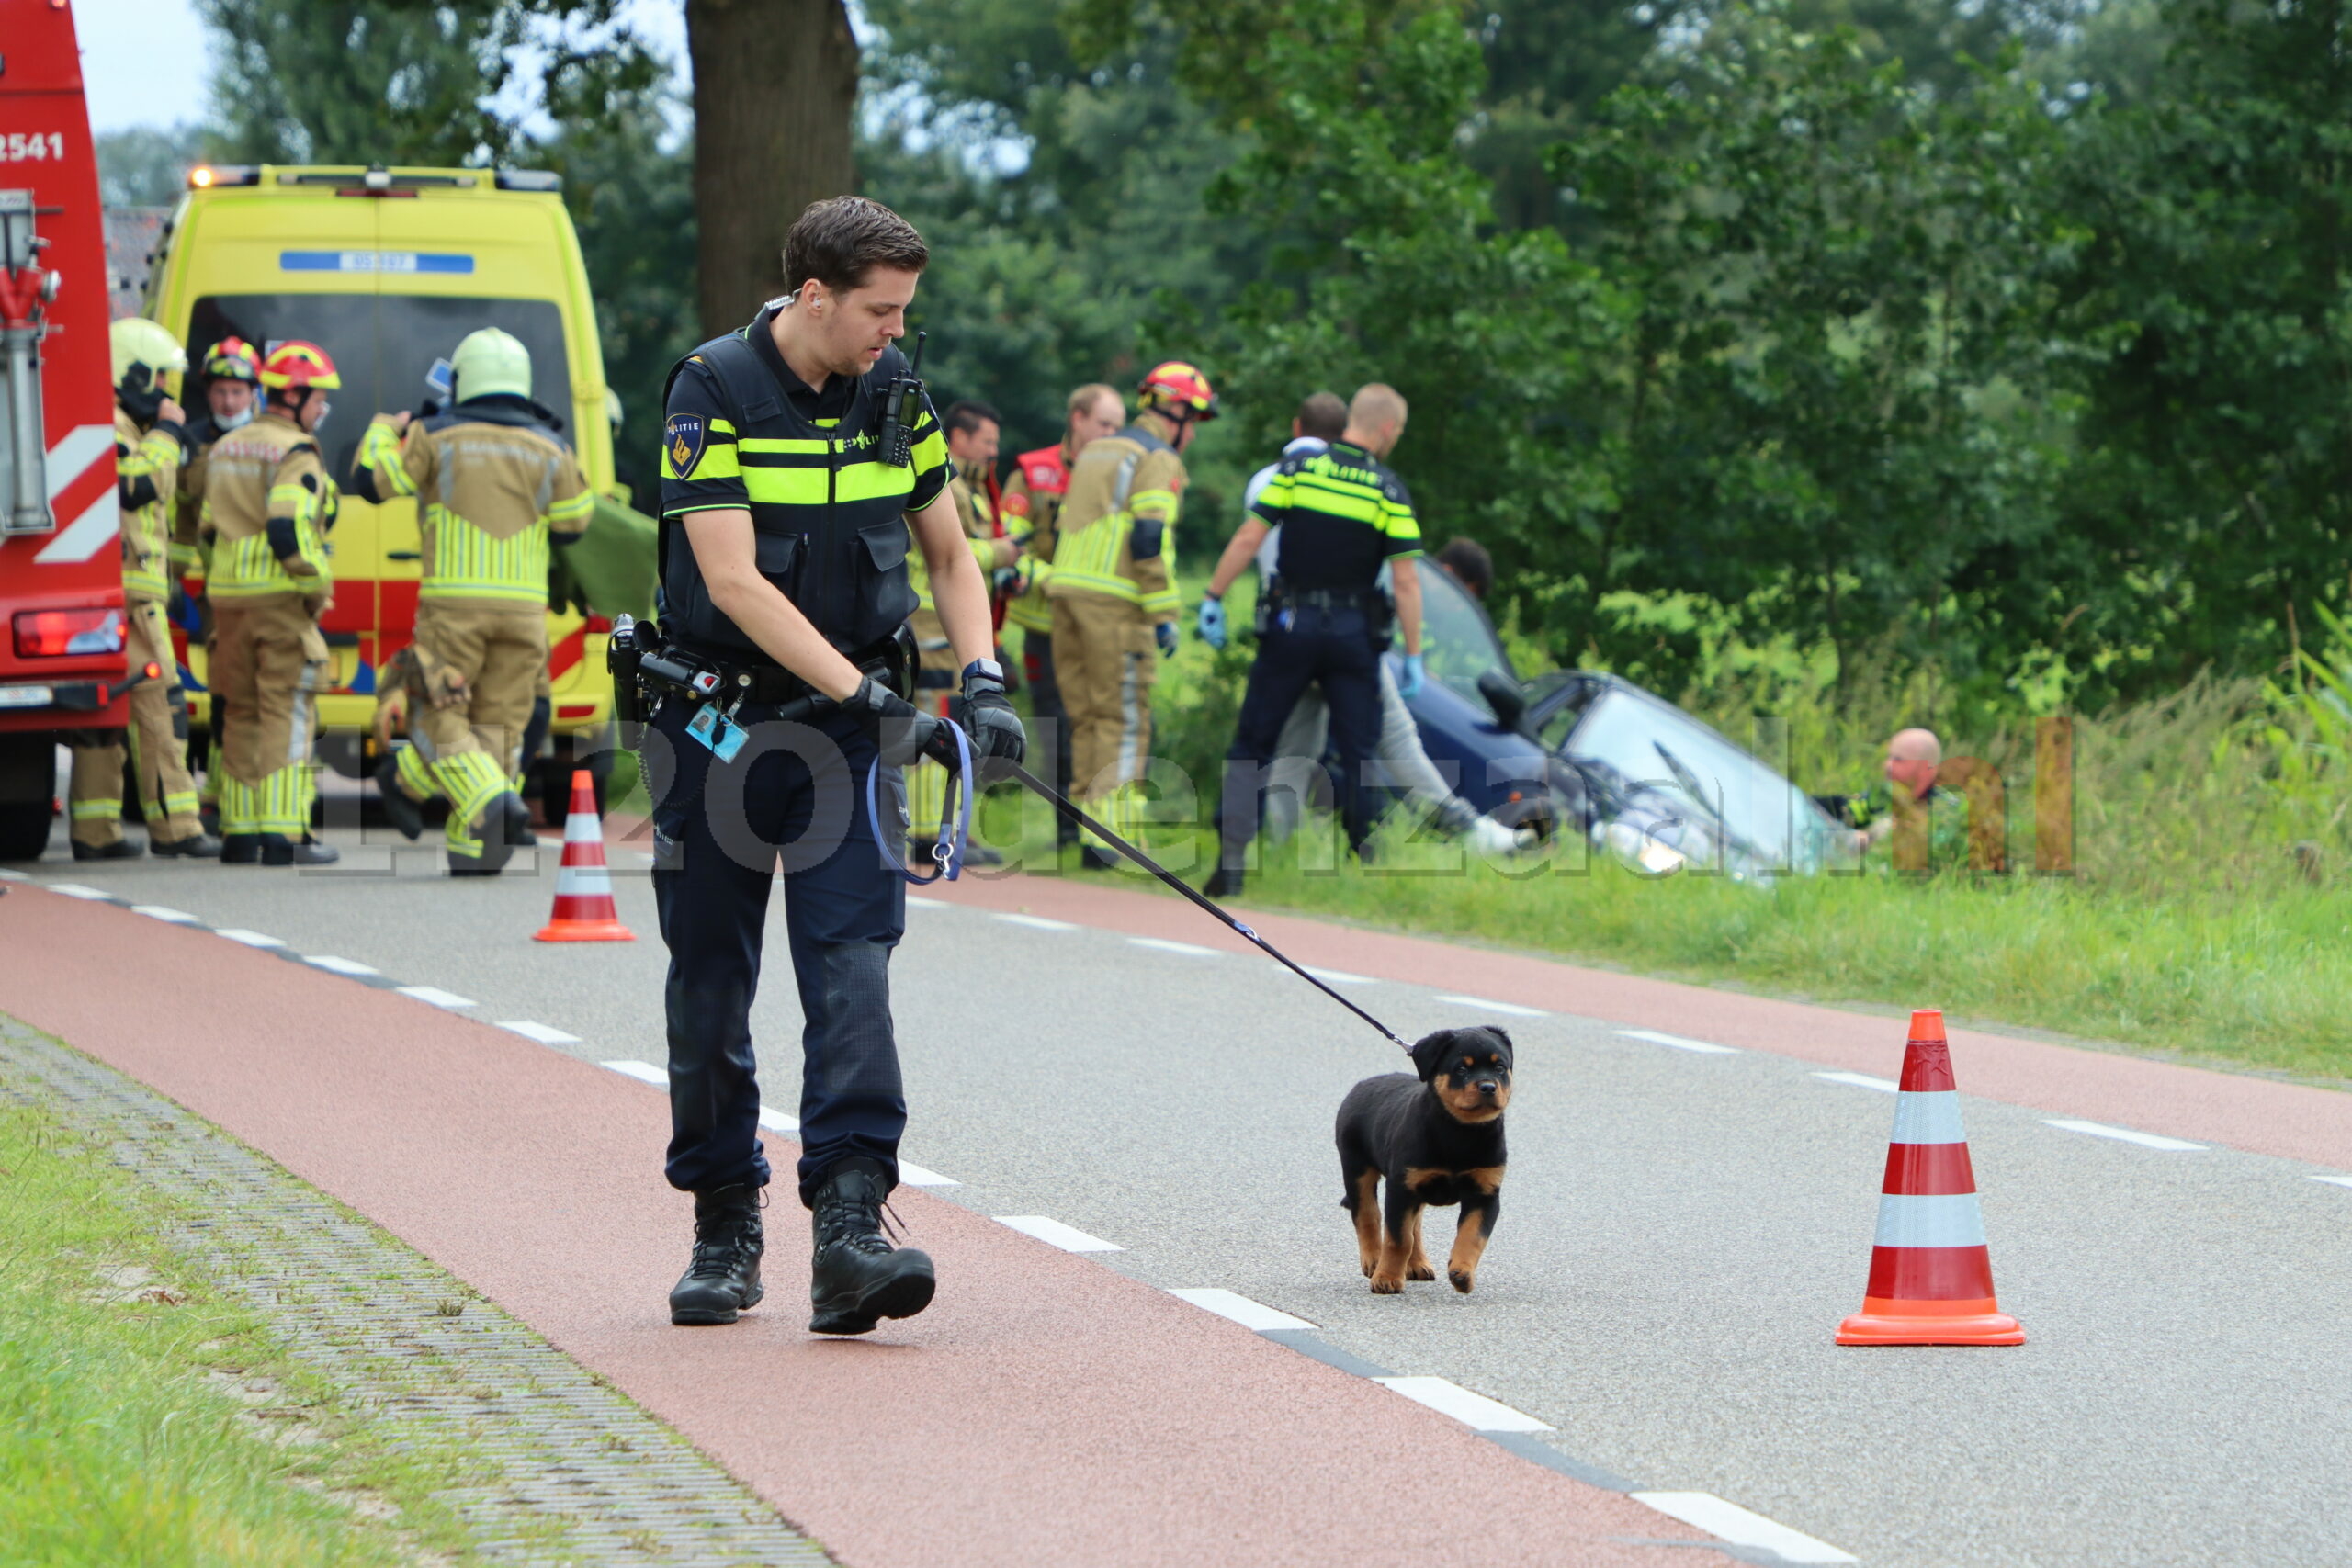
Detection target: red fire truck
<box><xmin>0</xmin><ymin>0</ymin><xmax>135</xmax><ymax>861</ymax></box>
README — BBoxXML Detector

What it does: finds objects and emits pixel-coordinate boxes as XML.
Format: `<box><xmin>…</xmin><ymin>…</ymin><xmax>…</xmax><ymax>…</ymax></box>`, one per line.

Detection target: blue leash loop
<box><xmin>867</xmin><ymin>718</ymin><xmax>975</xmax><ymax>885</ymax></box>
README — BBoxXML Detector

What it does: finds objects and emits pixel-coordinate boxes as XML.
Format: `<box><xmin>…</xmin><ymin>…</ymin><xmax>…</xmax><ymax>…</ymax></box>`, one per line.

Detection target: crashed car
<box><xmin>1387</xmin><ymin>558</ymin><xmax>1850</xmax><ymax>879</ymax></box>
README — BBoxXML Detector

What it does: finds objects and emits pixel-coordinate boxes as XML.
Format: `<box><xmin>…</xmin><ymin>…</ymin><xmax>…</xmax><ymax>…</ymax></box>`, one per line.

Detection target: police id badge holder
<box><xmin>685</xmin><ymin>695</ymin><xmax>749</xmax><ymax>762</ymax></box>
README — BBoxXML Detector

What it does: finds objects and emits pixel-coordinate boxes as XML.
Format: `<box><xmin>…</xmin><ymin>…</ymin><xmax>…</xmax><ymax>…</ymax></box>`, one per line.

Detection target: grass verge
<box><xmin>0</xmin><ymin>1100</ymin><xmax>472</xmax><ymax>1565</ymax></box>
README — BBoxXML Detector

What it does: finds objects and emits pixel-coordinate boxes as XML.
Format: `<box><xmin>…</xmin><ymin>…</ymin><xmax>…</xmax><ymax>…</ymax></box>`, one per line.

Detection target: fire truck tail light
<box><xmin>14</xmin><ymin>607</ymin><xmax>123</xmax><ymax>658</ymax></box>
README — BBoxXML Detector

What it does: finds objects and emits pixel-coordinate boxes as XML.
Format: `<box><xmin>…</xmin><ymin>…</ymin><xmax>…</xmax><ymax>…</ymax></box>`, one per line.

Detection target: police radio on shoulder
<box><xmin>878</xmin><ymin>330</ymin><xmax>927</xmax><ymax>468</ymax></box>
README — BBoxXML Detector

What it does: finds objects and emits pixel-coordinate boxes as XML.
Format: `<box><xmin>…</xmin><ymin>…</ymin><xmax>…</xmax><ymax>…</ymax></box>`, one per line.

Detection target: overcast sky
<box><xmin>73</xmin><ymin>0</ymin><xmax>692</xmax><ymax>135</ymax></box>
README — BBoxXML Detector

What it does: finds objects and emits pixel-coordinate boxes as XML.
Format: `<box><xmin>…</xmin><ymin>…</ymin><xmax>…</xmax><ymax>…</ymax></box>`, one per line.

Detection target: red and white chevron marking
<box><xmin>31</xmin><ymin>423</ymin><xmax>119</xmax><ymax>563</ymax></box>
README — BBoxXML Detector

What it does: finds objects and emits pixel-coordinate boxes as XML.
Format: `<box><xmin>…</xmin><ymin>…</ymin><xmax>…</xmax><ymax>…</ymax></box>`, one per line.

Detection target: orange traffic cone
<box><xmin>1836</xmin><ymin>1010</ymin><xmax>2024</xmax><ymax>1346</ymax></box>
<box><xmin>534</xmin><ymin>770</ymin><xmax>634</xmax><ymax>942</ymax></box>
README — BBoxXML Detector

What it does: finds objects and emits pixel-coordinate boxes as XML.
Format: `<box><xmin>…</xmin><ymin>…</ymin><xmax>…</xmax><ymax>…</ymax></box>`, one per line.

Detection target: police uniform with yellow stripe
<box><xmin>1211</xmin><ymin>439</ymin><xmax>1423</xmax><ymax>880</ymax></box>
<box><xmin>649</xmin><ymin>303</ymin><xmax>950</xmax><ymax>1207</ymax></box>
<box><xmin>1043</xmin><ymin>417</ymin><xmax>1185</xmax><ymax>844</ymax></box>
<box><xmin>65</xmin><ymin>409</ymin><xmax>209</xmax><ymax>852</ymax></box>
<box><xmin>197</xmin><ymin>412</ymin><xmax>336</xmax><ymax>843</ymax></box>
<box><xmin>354</xmin><ymin>398</ymin><xmax>593</xmax><ymax>860</ymax></box>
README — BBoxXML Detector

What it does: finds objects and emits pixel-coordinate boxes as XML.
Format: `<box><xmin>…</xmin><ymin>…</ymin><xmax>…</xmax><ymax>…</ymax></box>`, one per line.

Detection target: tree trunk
<box><xmin>686</xmin><ymin>0</ymin><xmax>860</xmax><ymax>340</ymax></box>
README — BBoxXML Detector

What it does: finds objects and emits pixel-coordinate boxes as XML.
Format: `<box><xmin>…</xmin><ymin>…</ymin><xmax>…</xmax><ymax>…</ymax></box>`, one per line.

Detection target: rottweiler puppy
<box><xmin>1335</xmin><ymin>1026</ymin><xmax>1513</xmax><ymax>1294</ymax></box>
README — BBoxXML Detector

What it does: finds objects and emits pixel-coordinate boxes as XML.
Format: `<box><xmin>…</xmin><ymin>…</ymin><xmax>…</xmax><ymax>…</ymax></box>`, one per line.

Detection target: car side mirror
<box><xmin>1478</xmin><ymin>668</ymin><xmax>1528</xmax><ymax>734</ymax></box>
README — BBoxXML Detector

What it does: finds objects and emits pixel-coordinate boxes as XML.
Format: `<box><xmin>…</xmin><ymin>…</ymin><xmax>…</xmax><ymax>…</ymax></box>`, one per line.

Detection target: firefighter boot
<box><xmin>375</xmin><ymin>756</ymin><xmax>424</xmax><ymax>841</ymax></box>
<box><xmin>220</xmin><ymin>834</ymin><xmax>264</xmax><ymax>864</ymax></box>
<box><xmin>261</xmin><ymin>834</ymin><xmax>341</xmax><ymax>867</ymax></box>
<box><xmin>71</xmin><ymin>838</ymin><xmax>143</xmax><ymax>862</ymax></box>
<box><xmin>808</xmin><ymin>1157</ymin><xmax>935</xmax><ymax>1336</ymax></box>
<box><xmin>151</xmin><ymin>830</ymin><xmax>224</xmax><ymax>858</ymax></box>
<box><xmin>447</xmin><ymin>791</ymin><xmax>530</xmax><ymax>877</ymax></box>
<box><xmin>669</xmin><ymin>1183</ymin><xmax>764</xmax><ymax>1325</ymax></box>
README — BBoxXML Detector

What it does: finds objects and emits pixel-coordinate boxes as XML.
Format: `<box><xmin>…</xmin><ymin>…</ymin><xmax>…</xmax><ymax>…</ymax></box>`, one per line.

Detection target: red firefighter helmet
<box><xmin>257</xmin><ymin>340</ymin><xmax>341</xmax><ymax>390</ymax></box>
<box><xmin>1137</xmin><ymin>360</ymin><xmax>1219</xmax><ymax>423</ymax></box>
<box><xmin>202</xmin><ymin>336</ymin><xmax>264</xmax><ymax>384</ymax></box>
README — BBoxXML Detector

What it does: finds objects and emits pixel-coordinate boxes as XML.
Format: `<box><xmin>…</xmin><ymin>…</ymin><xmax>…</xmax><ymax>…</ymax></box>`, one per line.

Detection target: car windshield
<box><xmin>187</xmin><ymin>294</ymin><xmax>572</xmax><ymax>479</ymax></box>
<box><xmin>1413</xmin><ymin>557</ymin><xmax>1514</xmax><ymax>702</ymax></box>
<box><xmin>1562</xmin><ymin>684</ymin><xmax>1841</xmax><ymax>873</ymax></box>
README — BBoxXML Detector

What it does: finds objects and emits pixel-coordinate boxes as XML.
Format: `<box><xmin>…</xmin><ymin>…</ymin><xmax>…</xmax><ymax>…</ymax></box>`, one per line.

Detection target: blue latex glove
<box><xmin>1396</xmin><ymin>653</ymin><xmax>1425</xmax><ymax>700</ymax></box>
<box><xmin>1156</xmin><ymin>621</ymin><xmax>1180</xmax><ymax>658</ymax></box>
<box><xmin>1196</xmin><ymin>596</ymin><xmax>1227</xmax><ymax>649</ymax></box>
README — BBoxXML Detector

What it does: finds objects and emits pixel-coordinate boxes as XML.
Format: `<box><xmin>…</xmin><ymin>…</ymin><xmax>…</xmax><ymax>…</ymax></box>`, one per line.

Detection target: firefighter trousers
<box><xmin>67</xmin><ymin>598</ymin><xmax>202</xmax><ymax>847</ymax></box>
<box><xmin>210</xmin><ymin>594</ymin><xmax>326</xmax><ymax>839</ymax></box>
<box><xmin>390</xmin><ymin>601</ymin><xmax>545</xmax><ymax>852</ymax></box>
<box><xmin>1051</xmin><ymin>590</ymin><xmax>1157</xmax><ymax>807</ymax></box>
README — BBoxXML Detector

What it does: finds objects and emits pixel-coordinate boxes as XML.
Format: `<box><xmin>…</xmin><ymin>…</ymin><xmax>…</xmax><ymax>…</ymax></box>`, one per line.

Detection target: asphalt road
<box><xmin>22</xmin><ymin>813</ymin><xmax>2352</xmax><ymax>1567</ymax></box>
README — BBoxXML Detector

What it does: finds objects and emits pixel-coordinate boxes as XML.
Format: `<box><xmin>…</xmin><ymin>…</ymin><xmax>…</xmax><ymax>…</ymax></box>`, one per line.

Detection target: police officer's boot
<box><xmin>1201</xmin><ymin>864</ymin><xmax>1243</xmax><ymax>899</ymax></box>
<box><xmin>808</xmin><ymin>1157</ymin><xmax>935</xmax><ymax>1336</ymax></box>
<box><xmin>668</xmin><ymin>1182</ymin><xmax>764</xmax><ymax>1325</ymax></box>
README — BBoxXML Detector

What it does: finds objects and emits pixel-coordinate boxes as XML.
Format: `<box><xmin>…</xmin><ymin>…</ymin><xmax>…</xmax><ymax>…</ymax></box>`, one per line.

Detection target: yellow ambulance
<box><xmin>141</xmin><ymin>164</ymin><xmax>624</xmax><ymax>816</ymax></box>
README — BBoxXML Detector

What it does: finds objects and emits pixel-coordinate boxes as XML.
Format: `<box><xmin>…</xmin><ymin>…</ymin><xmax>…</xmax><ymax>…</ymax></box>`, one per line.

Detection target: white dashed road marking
<box><xmin>1373</xmin><ymin>1376</ymin><xmax>1553</xmax><ymax>1433</ymax></box>
<box><xmin>1128</xmin><ymin>936</ymin><xmax>1218</xmax><ymax>957</ymax></box>
<box><xmin>1619</xmin><ymin>1028</ymin><xmax>1739</xmax><ymax>1055</ymax></box>
<box><xmin>993</xmin><ymin>913</ymin><xmax>1079</xmax><ymax>932</ymax></box>
<box><xmin>897</xmin><ymin>1160</ymin><xmax>958</xmax><ymax>1188</ymax></box>
<box><xmin>2314</xmin><ymin>1175</ymin><xmax>2352</xmax><ymax>1190</ymax></box>
<box><xmin>905</xmin><ymin>895</ymin><xmax>948</xmax><ymax>908</ymax></box>
<box><xmin>305</xmin><ymin>955</ymin><xmax>379</xmax><ymax>976</ymax></box>
<box><xmin>994</xmin><ymin>1215</ymin><xmax>1122</xmax><ymax>1252</ymax></box>
<box><xmin>396</xmin><ymin>985</ymin><xmax>477</xmax><ymax>1010</ymax></box>
<box><xmin>1815</xmin><ymin>1070</ymin><xmax>1899</xmax><ymax>1093</ymax></box>
<box><xmin>1434</xmin><ymin>994</ymin><xmax>1545</xmax><ymax>1017</ymax></box>
<box><xmin>1170</xmin><ymin>1288</ymin><xmax>1315</xmax><ymax>1332</ymax></box>
<box><xmin>213</xmin><ymin>928</ymin><xmax>286</xmax><ymax>948</ymax></box>
<box><xmin>601</xmin><ymin>1059</ymin><xmax>668</xmax><ymax>1087</ymax></box>
<box><xmin>130</xmin><ymin>905</ymin><xmax>200</xmax><ymax>924</ymax></box>
<box><xmin>499</xmin><ymin>1021</ymin><xmax>582</xmax><ymax>1045</ymax></box>
<box><xmin>44</xmin><ymin>884</ymin><xmax>112</xmax><ymax>900</ymax></box>
<box><xmin>1301</xmin><ymin>965</ymin><xmax>1375</xmax><ymax>985</ymax></box>
<box><xmin>756</xmin><ymin>1106</ymin><xmax>797</xmax><ymax>1132</ymax></box>
<box><xmin>1630</xmin><ymin>1493</ymin><xmax>1857</xmax><ymax>1564</ymax></box>
<box><xmin>2046</xmin><ymin>1118</ymin><xmax>2206</xmax><ymax>1151</ymax></box>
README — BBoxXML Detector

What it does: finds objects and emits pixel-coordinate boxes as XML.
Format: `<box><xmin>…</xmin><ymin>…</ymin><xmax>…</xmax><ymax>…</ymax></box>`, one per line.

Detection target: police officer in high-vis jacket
<box><xmin>649</xmin><ymin>197</ymin><xmax>1023</xmax><ymax>1336</ymax></box>
<box><xmin>1200</xmin><ymin>383</ymin><xmax>1425</xmax><ymax>897</ymax></box>
<box><xmin>352</xmin><ymin>327</ymin><xmax>593</xmax><ymax>874</ymax></box>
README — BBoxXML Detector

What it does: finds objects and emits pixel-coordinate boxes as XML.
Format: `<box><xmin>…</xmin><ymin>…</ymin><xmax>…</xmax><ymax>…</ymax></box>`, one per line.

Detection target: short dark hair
<box><xmin>944</xmin><ymin>400</ymin><xmax>1001</xmax><ymax>439</ymax></box>
<box><xmin>782</xmin><ymin>197</ymin><xmax>928</xmax><ymax>298</ymax></box>
<box><xmin>1435</xmin><ymin>537</ymin><xmax>1494</xmax><ymax>598</ymax></box>
<box><xmin>1295</xmin><ymin>391</ymin><xmax>1347</xmax><ymax>443</ymax></box>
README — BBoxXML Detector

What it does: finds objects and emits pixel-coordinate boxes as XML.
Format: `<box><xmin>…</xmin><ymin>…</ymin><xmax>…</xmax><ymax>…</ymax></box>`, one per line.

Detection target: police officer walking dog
<box><xmin>645</xmin><ymin>197</ymin><xmax>1023</xmax><ymax>1335</ymax></box>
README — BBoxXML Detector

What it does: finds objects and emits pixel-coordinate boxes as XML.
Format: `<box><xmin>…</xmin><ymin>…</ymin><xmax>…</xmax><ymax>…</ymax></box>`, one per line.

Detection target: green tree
<box><xmin>1556</xmin><ymin>14</ymin><xmax>2083</xmax><ymax>689</ymax></box>
<box><xmin>2047</xmin><ymin>0</ymin><xmax>2352</xmax><ymax>697</ymax></box>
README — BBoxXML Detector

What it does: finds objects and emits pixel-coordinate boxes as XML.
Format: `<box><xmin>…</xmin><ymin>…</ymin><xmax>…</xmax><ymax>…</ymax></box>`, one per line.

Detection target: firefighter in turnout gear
<box><xmin>178</xmin><ymin>336</ymin><xmax>265</xmax><ymax>833</ymax></box>
<box><xmin>190</xmin><ymin>339</ymin><xmax>342</xmax><ymax>866</ymax></box>
<box><xmin>1000</xmin><ymin>383</ymin><xmax>1122</xmax><ymax>840</ymax></box>
<box><xmin>64</xmin><ymin>320</ymin><xmax>220</xmax><ymax>861</ymax></box>
<box><xmin>905</xmin><ymin>400</ymin><xmax>1016</xmax><ymax>866</ymax></box>
<box><xmin>1045</xmin><ymin>362</ymin><xmax>1214</xmax><ymax>869</ymax></box>
<box><xmin>645</xmin><ymin>197</ymin><xmax>1023</xmax><ymax>1337</ymax></box>
<box><xmin>352</xmin><ymin>327</ymin><xmax>593</xmax><ymax>874</ymax></box>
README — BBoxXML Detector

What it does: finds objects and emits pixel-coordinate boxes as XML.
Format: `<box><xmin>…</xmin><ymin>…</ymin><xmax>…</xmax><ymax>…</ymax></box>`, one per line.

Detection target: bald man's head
<box><xmin>1342</xmin><ymin>383</ymin><xmax>1408</xmax><ymax>457</ymax></box>
<box><xmin>1884</xmin><ymin>728</ymin><xmax>1942</xmax><ymax>798</ymax></box>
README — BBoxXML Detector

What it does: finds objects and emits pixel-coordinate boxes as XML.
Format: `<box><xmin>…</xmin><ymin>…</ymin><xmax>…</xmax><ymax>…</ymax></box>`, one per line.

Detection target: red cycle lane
<box><xmin>0</xmin><ymin>884</ymin><xmax>1721</xmax><ymax>1568</ymax></box>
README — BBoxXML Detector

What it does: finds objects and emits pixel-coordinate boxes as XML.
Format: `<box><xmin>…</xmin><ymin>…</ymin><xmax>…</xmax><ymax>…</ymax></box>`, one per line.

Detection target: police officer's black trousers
<box><xmin>1214</xmin><ymin>604</ymin><xmax>1385</xmax><ymax>873</ymax></box>
<box><xmin>646</xmin><ymin>697</ymin><xmax>909</xmax><ymax>1206</ymax></box>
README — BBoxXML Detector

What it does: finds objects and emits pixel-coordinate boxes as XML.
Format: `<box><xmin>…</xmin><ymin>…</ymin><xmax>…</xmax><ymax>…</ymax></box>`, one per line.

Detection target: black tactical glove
<box><xmin>842</xmin><ymin>676</ymin><xmax>956</xmax><ymax>769</ymax></box>
<box><xmin>950</xmin><ymin>669</ymin><xmax>1026</xmax><ymax>776</ymax></box>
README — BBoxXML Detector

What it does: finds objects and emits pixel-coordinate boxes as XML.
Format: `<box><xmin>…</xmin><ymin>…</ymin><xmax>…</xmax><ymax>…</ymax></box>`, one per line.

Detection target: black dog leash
<box><xmin>1001</xmin><ymin>762</ymin><xmax>1415</xmax><ymax>1056</ymax></box>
